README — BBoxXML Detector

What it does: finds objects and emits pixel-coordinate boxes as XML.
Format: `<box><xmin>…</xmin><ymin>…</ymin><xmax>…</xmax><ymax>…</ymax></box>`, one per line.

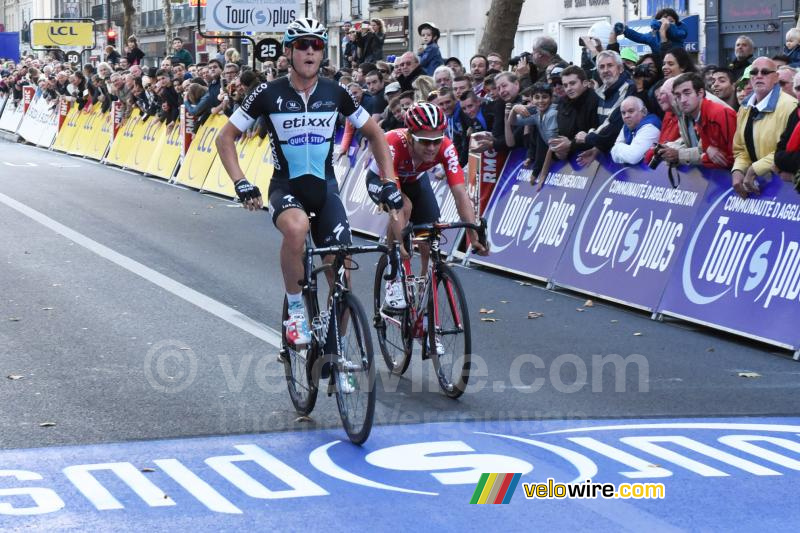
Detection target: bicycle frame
<box><xmin>304</xmin><ymin>239</ymin><xmax>400</xmax><ymax>376</ymax></box>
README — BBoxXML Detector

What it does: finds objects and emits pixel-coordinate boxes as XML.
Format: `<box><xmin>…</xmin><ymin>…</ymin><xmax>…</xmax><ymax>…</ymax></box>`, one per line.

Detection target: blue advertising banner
<box><xmin>471</xmin><ymin>149</ymin><xmax>597</xmax><ymax>280</ymax></box>
<box><xmin>658</xmin><ymin>172</ymin><xmax>800</xmax><ymax>349</ymax></box>
<box><xmin>552</xmin><ymin>159</ymin><xmax>711</xmax><ymax>311</ymax></box>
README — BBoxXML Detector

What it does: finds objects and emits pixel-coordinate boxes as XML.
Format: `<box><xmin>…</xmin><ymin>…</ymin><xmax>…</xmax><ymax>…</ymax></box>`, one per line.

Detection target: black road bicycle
<box><xmin>280</xmin><ymin>229</ymin><xmax>399</xmax><ymax>444</ymax></box>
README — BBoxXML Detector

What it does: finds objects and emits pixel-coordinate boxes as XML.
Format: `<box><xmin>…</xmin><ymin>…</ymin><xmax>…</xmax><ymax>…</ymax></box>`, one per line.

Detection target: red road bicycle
<box><xmin>372</xmin><ymin>220</ymin><xmax>487</xmax><ymax>398</ymax></box>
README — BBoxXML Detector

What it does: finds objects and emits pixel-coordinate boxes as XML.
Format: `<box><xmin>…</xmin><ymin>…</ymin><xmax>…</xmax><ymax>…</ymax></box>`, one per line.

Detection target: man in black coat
<box><xmin>549</xmin><ymin>65</ymin><xmax>601</xmax><ymax>160</ymax></box>
<box><xmin>394</xmin><ymin>52</ymin><xmax>425</xmax><ymax>91</ymax></box>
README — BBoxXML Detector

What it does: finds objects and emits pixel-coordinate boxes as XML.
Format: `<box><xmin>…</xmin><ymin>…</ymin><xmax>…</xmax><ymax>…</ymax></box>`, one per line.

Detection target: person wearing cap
<box><xmin>620</xmin><ymin>48</ymin><xmax>639</xmax><ymax>71</ymax></box>
<box><xmin>417</xmin><ymin>22</ymin><xmax>444</xmax><ymax>76</ymax></box>
<box><xmin>445</xmin><ymin>57</ymin><xmax>465</xmax><ymax>77</ymax></box>
<box><xmin>547</xmin><ymin>66</ymin><xmax>566</xmax><ymax>101</ymax></box>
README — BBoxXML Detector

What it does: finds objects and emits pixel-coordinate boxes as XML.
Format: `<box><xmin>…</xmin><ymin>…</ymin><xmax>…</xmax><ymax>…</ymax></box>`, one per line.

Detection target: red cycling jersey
<box><xmin>369</xmin><ymin>129</ymin><xmax>465</xmax><ymax>187</ymax></box>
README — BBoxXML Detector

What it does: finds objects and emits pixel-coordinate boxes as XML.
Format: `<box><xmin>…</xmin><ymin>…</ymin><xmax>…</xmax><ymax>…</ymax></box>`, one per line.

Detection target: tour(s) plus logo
<box><xmin>209</xmin><ymin>0</ymin><xmax>297</xmax><ymax>32</ymax></box>
<box><xmin>4</xmin><ymin>421</ymin><xmax>800</xmax><ymax>518</ymax></box>
<box><xmin>571</xmin><ymin>168</ymin><xmax>698</xmax><ymax>278</ymax></box>
<box><xmin>485</xmin><ymin>161</ymin><xmax>587</xmax><ymax>255</ymax></box>
<box><xmin>681</xmin><ymin>189</ymin><xmax>800</xmax><ymax>309</ymax></box>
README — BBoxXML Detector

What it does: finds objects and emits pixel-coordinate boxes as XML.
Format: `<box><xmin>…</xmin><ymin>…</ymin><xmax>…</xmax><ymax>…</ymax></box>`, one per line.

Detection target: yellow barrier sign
<box><xmin>147</xmin><ymin>124</ymin><xmax>182</xmax><ymax>180</ymax></box>
<box><xmin>68</xmin><ymin>104</ymin><xmax>102</xmax><ymax>156</ymax></box>
<box><xmin>202</xmin><ymin>134</ymin><xmax>261</xmax><ymax>198</ymax></box>
<box><xmin>84</xmin><ymin>110</ymin><xmax>113</xmax><ymax>161</ymax></box>
<box><xmin>31</xmin><ymin>21</ymin><xmax>95</xmax><ymax>48</ymax></box>
<box><xmin>174</xmin><ymin>114</ymin><xmax>227</xmax><ymax>190</ymax></box>
<box><xmin>51</xmin><ymin>103</ymin><xmax>81</xmax><ymax>152</ymax></box>
<box><xmin>126</xmin><ymin>118</ymin><xmax>165</xmax><ymax>173</ymax></box>
<box><xmin>106</xmin><ymin>109</ymin><xmax>143</xmax><ymax>167</ymax></box>
<box><xmin>245</xmin><ymin>135</ymin><xmax>275</xmax><ymax>194</ymax></box>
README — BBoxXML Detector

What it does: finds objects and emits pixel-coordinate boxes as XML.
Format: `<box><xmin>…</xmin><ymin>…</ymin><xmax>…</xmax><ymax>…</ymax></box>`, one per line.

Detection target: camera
<box><xmin>633</xmin><ymin>63</ymin><xmax>654</xmax><ymax>78</ymax></box>
<box><xmin>649</xmin><ymin>144</ymin><xmax>664</xmax><ymax>169</ymax></box>
<box><xmin>508</xmin><ymin>52</ymin><xmax>532</xmax><ymax>66</ymax></box>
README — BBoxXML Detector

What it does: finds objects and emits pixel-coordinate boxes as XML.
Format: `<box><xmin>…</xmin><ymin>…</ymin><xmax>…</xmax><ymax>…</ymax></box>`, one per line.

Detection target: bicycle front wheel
<box><xmin>373</xmin><ymin>254</ymin><xmax>412</xmax><ymax>375</ymax></box>
<box><xmin>281</xmin><ymin>295</ymin><xmax>319</xmax><ymax>415</ymax></box>
<box><xmin>334</xmin><ymin>292</ymin><xmax>376</xmax><ymax>445</ymax></box>
<box><xmin>428</xmin><ymin>263</ymin><xmax>472</xmax><ymax>399</ymax></box>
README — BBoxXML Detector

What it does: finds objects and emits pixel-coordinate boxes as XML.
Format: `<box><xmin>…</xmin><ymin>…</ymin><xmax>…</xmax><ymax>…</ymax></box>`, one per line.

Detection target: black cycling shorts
<box><xmin>268</xmin><ymin>178</ymin><xmax>352</xmax><ymax>247</ymax></box>
<box><xmin>401</xmin><ymin>177</ymin><xmax>441</xmax><ymax>225</ymax></box>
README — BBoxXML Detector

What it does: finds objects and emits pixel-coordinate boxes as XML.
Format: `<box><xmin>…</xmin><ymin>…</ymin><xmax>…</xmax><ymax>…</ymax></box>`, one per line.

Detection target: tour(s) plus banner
<box><xmin>472</xmin><ymin>149</ymin><xmax>597</xmax><ymax>280</ymax></box>
<box><xmin>552</xmin><ymin>160</ymin><xmax>711</xmax><ymax>311</ymax></box>
<box><xmin>204</xmin><ymin>0</ymin><xmax>300</xmax><ymax>33</ymax></box>
<box><xmin>659</xmin><ymin>172</ymin><xmax>800</xmax><ymax>349</ymax></box>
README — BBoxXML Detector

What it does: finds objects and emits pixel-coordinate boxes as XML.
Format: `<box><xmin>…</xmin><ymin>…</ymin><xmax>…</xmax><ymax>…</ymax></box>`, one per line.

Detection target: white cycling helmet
<box><xmin>283</xmin><ymin>18</ymin><xmax>329</xmax><ymax>47</ymax></box>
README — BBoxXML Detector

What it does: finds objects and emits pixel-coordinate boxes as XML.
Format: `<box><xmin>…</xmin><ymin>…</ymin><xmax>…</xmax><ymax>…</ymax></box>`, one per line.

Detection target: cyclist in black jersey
<box><xmin>216</xmin><ymin>18</ymin><xmax>399</xmax><ymax>345</ymax></box>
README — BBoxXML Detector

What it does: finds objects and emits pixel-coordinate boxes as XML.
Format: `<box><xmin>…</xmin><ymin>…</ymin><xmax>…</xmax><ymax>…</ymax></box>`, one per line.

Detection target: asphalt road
<box><xmin>4</xmin><ymin>137</ymin><xmax>800</xmax><ymax>531</ymax></box>
<box><xmin>1</xmin><ymin>138</ymin><xmax>798</xmax><ymax>452</ymax></box>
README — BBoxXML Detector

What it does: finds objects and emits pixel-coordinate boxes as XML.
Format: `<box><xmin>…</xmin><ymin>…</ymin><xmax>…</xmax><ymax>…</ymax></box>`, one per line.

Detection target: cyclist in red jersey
<box><xmin>366</xmin><ymin>102</ymin><xmax>487</xmax><ymax>309</ymax></box>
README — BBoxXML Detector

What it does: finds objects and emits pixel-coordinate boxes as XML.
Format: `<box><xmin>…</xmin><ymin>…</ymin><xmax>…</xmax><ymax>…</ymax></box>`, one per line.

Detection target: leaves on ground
<box><xmin>527</xmin><ymin>312</ymin><xmax>544</xmax><ymax>319</ymax></box>
<box><xmin>39</xmin><ymin>422</ymin><xmax>56</xmax><ymax>427</ymax></box>
<box><xmin>7</xmin><ymin>375</ymin><xmax>23</xmax><ymax>380</ymax></box>
<box><xmin>584</xmin><ymin>300</ymin><xmax>594</xmax><ymax>307</ymax></box>
<box><xmin>480</xmin><ymin>317</ymin><xmax>498</xmax><ymax>322</ymax></box>
<box><xmin>141</xmin><ymin>468</ymin><xmax>156</xmax><ymax>473</ymax></box>
<box><xmin>479</xmin><ymin>308</ymin><xmax>495</xmax><ymax>314</ymax></box>
<box><xmin>576</xmin><ymin>308</ymin><xmax>585</xmax><ymax>312</ymax></box>
<box><xmin>707</xmin><ymin>347</ymin><xmax>715</xmax><ymax>352</ymax></box>
<box><xmin>738</xmin><ymin>372</ymin><xmax>761</xmax><ymax>378</ymax></box>
<box><xmin>500</xmin><ymin>300</ymin><xmax>509</xmax><ymax>304</ymax></box>
<box><xmin>41</xmin><ymin>307</ymin><xmax>54</xmax><ymax>311</ymax></box>
<box><xmin>294</xmin><ymin>416</ymin><xmax>313</xmax><ymax>423</ymax></box>
<box><xmin>610</xmin><ymin>320</ymin><xmax>619</xmax><ymax>323</ymax></box>
<box><xmin>633</xmin><ymin>332</ymin><xmax>643</xmax><ymax>336</ymax></box>
<box><xmin>8</xmin><ymin>317</ymin><xmax>20</xmax><ymax>322</ymax></box>
<box><xmin>517</xmin><ymin>281</ymin><xmax>532</xmax><ymax>286</ymax></box>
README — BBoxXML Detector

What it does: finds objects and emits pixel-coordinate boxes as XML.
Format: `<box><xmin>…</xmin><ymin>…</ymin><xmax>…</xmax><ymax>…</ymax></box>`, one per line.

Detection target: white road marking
<box><xmin>0</xmin><ymin>191</ymin><xmax>283</xmax><ymax>347</ymax></box>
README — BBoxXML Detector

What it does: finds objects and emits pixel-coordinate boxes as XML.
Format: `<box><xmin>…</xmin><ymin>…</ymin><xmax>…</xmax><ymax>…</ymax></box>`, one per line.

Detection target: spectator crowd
<box><xmin>3</xmin><ymin>11</ymin><xmax>800</xmax><ymax>195</ymax></box>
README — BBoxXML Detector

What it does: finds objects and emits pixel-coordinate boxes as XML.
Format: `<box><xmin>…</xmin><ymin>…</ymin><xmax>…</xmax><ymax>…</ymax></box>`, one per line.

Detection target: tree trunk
<box><xmin>477</xmin><ymin>0</ymin><xmax>525</xmax><ymax>61</ymax></box>
<box><xmin>164</xmin><ymin>0</ymin><xmax>174</xmax><ymax>56</ymax></box>
<box><xmin>122</xmin><ymin>0</ymin><xmax>136</xmax><ymax>43</ymax></box>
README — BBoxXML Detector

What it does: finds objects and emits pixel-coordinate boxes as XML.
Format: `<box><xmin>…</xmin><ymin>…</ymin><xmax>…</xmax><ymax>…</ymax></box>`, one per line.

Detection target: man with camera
<box><xmin>651</xmin><ymin>72</ymin><xmax>737</xmax><ymax>169</ymax></box>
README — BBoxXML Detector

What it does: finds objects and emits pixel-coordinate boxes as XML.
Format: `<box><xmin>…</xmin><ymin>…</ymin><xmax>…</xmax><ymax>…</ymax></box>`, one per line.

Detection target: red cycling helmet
<box><xmin>404</xmin><ymin>102</ymin><xmax>446</xmax><ymax>133</ymax></box>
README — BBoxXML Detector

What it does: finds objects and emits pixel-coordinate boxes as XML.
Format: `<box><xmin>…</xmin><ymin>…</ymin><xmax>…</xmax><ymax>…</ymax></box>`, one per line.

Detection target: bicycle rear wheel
<box><xmin>428</xmin><ymin>263</ymin><xmax>471</xmax><ymax>399</ymax></box>
<box><xmin>373</xmin><ymin>254</ymin><xmax>412</xmax><ymax>375</ymax></box>
<box><xmin>281</xmin><ymin>295</ymin><xmax>319</xmax><ymax>415</ymax></box>
<box><xmin>334</xmin><ymin>292</ymin><xmax>376</xmax><ymax>445</ymax></box>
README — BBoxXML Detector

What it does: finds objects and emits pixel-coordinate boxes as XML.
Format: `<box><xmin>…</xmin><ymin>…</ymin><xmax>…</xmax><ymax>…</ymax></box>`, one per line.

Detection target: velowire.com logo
<box><xmin>469</xmin><ymin>473</ymin><xmax>521</xmax><ymax>504</ymax></box>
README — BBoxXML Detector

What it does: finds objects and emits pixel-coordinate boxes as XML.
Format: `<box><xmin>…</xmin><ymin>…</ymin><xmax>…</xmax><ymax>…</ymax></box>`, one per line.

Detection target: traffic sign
<box><xmin>255</xmin><ymin>38</ymin><xmax>281</xmax><ymax>62</ymax></box>
<box><xmin>66</xmin><ymin>51</ymin><xmax>81</xmax><ymax>64</ymax></box>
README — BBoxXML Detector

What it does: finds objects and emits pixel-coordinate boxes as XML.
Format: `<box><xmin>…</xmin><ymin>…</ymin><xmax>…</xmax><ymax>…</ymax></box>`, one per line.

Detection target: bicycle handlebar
<box><xmin>402</xmin><ymin>218</ymin><xmax>488</xmax><ymax>250</ymax></box>
<box><xmin>305</xmin><ymin>242</ymin><xmax>401</xmax><ymax>281</ymax></box>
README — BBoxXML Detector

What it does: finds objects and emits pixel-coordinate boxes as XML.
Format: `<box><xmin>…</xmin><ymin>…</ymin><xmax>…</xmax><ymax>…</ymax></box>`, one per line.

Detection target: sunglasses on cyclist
<box><xmin>411</xmin><ymin>134</ymin><xmax>445</xmax><ymax>146</ymax></box>
<box><xmin>291</xmin><ymin>38</ymin><xmax>325</xmax><ymax>52</ymax></box>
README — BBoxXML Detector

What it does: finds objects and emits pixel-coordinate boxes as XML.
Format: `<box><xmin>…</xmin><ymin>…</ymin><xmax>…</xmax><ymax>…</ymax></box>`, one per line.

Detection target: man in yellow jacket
<box><xmin>732</xmin><ymin>57</ymin><xmax>798</xmax><ymax>198</ymax></box>
<box><xmin>732</xmin><ymin>57</ymin><xmax>797</xmax><ymax>198</ymax></box>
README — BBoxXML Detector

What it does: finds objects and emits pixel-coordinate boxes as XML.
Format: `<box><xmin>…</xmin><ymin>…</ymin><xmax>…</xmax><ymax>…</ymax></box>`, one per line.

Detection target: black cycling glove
<box><xmin>379</xmin><ymin>182</ymin><xmax>403</xmax><ymax>211</ymax></box>
<box><xmin>234</xmin><ymin>179</ymin><xmax>261</xmax><ymax>203</ymax></box>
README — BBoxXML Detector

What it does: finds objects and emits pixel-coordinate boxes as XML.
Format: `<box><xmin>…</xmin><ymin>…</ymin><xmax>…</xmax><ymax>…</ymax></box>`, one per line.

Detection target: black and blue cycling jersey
<box><xmin>229</xmin><ymin>76</ymin><xmax>369</xmax><ymax>211</ymax></box>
